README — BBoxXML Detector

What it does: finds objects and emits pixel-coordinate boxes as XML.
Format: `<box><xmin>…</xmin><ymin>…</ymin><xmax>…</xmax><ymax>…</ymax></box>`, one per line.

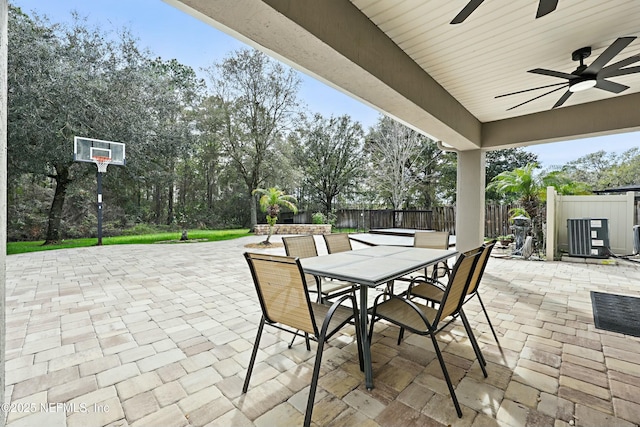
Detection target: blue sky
<box><xmin>12</xmin><ymin>0</ymin><xmax>640</xmax><ymax>168</ymax></box>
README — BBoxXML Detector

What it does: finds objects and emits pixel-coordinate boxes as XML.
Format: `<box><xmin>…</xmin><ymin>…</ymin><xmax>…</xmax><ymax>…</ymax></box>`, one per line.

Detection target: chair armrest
<box><xmin>371</xmin><ymin>293</ymin><xmax>433</xmax><ymax>331</ymax></box>
<box><xmin>406</xmin><ymin>275</ymin><xmax>444</xmax><ymax>297</ymax></box>
<box><xmin>319</xmin><ymin>293</ymin><xmax>357</xmax><ymax>336</ymax></box>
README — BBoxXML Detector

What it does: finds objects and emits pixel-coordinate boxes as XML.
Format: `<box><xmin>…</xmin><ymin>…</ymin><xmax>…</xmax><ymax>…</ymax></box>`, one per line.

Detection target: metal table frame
<box><xmin>301</xmin><ymin>245</ymin><xmax>457</xmax><ymax>389</ymax></box>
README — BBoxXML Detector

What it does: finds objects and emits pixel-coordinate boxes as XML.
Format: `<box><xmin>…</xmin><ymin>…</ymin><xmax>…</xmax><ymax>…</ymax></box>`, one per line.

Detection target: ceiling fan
<box><xmin>495</xmin><ymin>36</ymin><xmax>640</xmax><ymax>111</ymax></box>
<box><xmin>451</xmin><ymin>0</ymin><xmax>558</xmax><ymax>24</ymax></box>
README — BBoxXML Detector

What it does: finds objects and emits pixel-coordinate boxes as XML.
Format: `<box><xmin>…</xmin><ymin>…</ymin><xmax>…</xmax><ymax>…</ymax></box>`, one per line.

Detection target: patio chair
<box><xmin>282</xmin><ymin>235</ymin><xmax>355</xmax><ymax>303</ymax></box>
<box><xmin>367</xmin><ymin>249</ymin><xmax>485</xmax><ymax>418</ymax></box>
<box><xmin>406</xmin><ymin>241</ymin><xmax>499</xmax><ymax>344</ymax></box>
<box><xmin>283</xmin><ymin>235</ymin><xmax>356</xmax><ymax>348</ymax></box>
<box><xmin>243</xmin><ymin>252</ymin><xmax>363</xmax><ymax>427</ymax></box>
<box><xmin>388</xmin><ymin>231</ymin><xmax>451</xmax><ymax>295</ymax></box>
<box><xmin>323</xmin><ymin>233</ymin><xmax>353</xmax><ymax>254</ymax></box>
<box><xmin>413</xmin><ymin>231</ymin><xmax>452</xmax><ymax>279</ymax></box>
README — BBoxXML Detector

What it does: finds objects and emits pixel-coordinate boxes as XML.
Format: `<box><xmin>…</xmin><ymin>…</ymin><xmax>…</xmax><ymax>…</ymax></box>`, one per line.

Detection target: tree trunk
<box><xmin>206</xmin><ymin>166</ymin><xmax>215</xmax><ymax>211</ymax></box>
<box><xmin>249</xmin><ymin>192</ymin><xmax>258</xmax><ymax>231</ymax></box>
<box><xmin>44</xmin><ymin>166</ymin><xmax>70</xmax><ymax>245</ymax></box>
<box><xmin>154</xmin><ymin>184</ymin><xmax>162</xmax><ymax>224</ymax></box>
<box><xmin>167</xmin><ymin>181</ymin><xmax>174</xmax><ymax>225</ymax></box>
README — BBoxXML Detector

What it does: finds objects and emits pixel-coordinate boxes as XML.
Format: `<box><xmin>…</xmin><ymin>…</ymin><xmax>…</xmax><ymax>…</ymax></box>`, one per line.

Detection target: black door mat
<box><xmin>591</xmin><ymin>291</ymin><xmax>640</xmax><ymax>337</ymax></box>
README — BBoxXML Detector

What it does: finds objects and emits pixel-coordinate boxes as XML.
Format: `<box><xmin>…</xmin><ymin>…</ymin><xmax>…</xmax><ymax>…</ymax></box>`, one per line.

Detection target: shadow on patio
<box><xmin>4</xmin><ymin>235</ymin><xmax>640</xmax><ymax>426</ymax></box>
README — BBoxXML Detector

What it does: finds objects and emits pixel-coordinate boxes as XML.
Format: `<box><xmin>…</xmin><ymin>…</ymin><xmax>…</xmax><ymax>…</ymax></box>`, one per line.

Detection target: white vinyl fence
<box><xmin>546</xmin><ymin>188</ymin><xmax>635</xmax><ymax>259</ymax></box>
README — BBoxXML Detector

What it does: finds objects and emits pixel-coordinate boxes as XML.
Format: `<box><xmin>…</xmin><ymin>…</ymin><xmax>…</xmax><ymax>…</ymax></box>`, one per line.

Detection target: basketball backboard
<box><xmin>74</xmin><ymin>136</ymin><xmax>126</xmax><ymax>166</ymax></box>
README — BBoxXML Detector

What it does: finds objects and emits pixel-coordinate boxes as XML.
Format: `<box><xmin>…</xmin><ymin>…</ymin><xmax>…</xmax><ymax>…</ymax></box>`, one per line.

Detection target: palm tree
<box><xmin>487</xmin><ymin>163</ymin><xmax>591</xmax><ymax>249</ymax></box>
<box><xmin>252</xmin><ymin>187</ymin><xmax>298</xmax><ymax>244</ymax></box>
<box><xmin>487</xmin><ymin>163</ymin><xmax>542</xmax><ymax>218</ymax></box>
<box><xmin>488</xmin><ymin>164</ymin><xmax>591</xmax><ymax>214</ymax></box>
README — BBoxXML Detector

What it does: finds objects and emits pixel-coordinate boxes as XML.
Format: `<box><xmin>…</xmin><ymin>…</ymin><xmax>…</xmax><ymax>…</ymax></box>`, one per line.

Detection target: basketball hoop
<box><xmin>75</xmin><ymin>137</ymin><xmax>125</xmax><ymax>246</ymax></box>
<box><xmin>92</xmin><ymin>156</ymin><xmax>111</xmax><ymax>173</ymax></box>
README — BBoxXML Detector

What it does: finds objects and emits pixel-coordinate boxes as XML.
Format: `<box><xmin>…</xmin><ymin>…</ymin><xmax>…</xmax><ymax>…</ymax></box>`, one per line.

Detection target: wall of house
<box><xmin>548</xmin><ymin>189</ymin><xmax>635</xmax><ymax>258</ymax></box>
<box><xmin>1</xmin><ymin>0</ymin><xmax>7</xmax><ymax>420</ymax></box>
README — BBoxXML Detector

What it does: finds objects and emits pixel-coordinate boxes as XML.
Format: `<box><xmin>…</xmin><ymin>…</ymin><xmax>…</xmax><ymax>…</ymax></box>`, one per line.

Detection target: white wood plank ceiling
<box><xmin>350</xmin><ymin>0</ymin><xmax>640</xmax><ymax>122</ymax></box>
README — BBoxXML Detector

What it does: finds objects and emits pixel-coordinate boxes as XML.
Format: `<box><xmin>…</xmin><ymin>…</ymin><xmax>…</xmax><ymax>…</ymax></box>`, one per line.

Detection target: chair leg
<box><xmin>384</xmin><ymin>281</ymin><xmax>394</xmax><ymax>300</ymax></box>
<box><xmin>352</xmin><ymin>303</ymin><xmax>364</xmax><ymax>372</ymax></box>
<box><xmin>476</xmin><ymin>293</ymin><xmax>500</xmax><ymax>344</ymax></box>
<box><xmin>459</xmin><ymin>310</ymin><xmax>488</xmax><ymax>377</ymax></box>
<box><xmin>368</xmin><ymin>310</ymin><xmax>376</xmax><ymax>343</ymax></box>
<box><xmin>304</xmin><ymin>336</ymin><xmax>326</xmax><ymax>427</ymax></box>
<box><xmin>304</xmin><ymin>333</ymin><xmax>311</xmax><ymax>351</ymax></box>
<box><xmin>288</xmin><ymin>331</ymin><xmax>310</xmax><ymax>350</ymax></box>
<box><xmin>243</xmin><ymin>316</ymin><xmax>265</xmax><ymax>393</ymax></box>
<box><xmin>430</xmin><ymin>333</ymin><xmax>463</xmax><ymax>418</ymax></box>
<box><xmin>288</xmin><ymin>332</ymin><xmax>296</xmax><ymax>349</ymax></box>
<box><xmin>397</xmin><ymin>327</ymin><xmax>405</xmax><ymax>345</ymax></box>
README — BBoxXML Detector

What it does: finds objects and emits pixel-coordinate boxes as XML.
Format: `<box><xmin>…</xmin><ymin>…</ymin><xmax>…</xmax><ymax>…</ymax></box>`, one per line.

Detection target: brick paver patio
<box><xmin>4</xmin><ymin>235</ymin><xmax>640</xmax><ymax>427</ymax></box>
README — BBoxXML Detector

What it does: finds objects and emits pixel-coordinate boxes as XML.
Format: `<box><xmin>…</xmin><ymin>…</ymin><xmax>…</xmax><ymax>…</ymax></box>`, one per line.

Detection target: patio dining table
<box><xmin>349</xmin><ymin>230</ymin><xmax>457</xmax><ymax>247</ymax></box>
<box><xmin>300</xmin><ymin>245</ymin><xmax>457</xmax><ymax>389</ymax></box>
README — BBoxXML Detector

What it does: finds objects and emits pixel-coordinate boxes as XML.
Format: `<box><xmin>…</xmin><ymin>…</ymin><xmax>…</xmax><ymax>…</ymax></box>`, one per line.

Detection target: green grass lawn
<box><xmin>7</xmin><ymin>229</ymin><xmax>251</xmax><ymax>255</ymax></box>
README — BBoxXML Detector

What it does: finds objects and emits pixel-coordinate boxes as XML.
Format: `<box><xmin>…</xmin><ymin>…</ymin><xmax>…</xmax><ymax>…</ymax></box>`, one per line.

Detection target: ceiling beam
<box><xmin>482</xmin><ymin>91</ymin><xmax>640</xmax><ymax>150</ymax></box>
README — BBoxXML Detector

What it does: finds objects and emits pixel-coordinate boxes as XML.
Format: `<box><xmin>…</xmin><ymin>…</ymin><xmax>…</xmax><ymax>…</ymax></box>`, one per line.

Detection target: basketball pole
<box><xmin>97</xmin><ymin>169</ymin><xmax>103</xmax><ymax>246</ymax></box>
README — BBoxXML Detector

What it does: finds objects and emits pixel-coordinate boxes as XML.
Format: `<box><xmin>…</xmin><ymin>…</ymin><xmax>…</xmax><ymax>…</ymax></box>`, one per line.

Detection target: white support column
<box><xmin>546</xmin><ymin>186</ymin><xmax>556</xmax><ymax>261</ymax></box>
<box><xmin>456</xmin><ymin>149</ymin><xmax>485</xmax><ymax>252</ymax></box>
<box><xmin>625</xmin><ymin>191</ymin><xmax>635</xmax><ymax>255</ymax></box>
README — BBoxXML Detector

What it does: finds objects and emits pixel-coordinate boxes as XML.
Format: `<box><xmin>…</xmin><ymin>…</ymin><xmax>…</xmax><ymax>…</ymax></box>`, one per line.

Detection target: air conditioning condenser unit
<box><xmin>567</xmin><ymin>218</ymin><xmax>609</xmax><ymax>258</ymax></box>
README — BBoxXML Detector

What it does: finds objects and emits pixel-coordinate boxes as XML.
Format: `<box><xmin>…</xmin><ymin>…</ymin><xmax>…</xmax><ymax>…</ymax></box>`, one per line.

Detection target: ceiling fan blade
<box><xmin>495</xmin><ymin>82</ymin><xmax>567</xmax><ymax>99</ymax></box>
<box><xmin>595</xmin><ymin>79</ymin><xmax>629</xmax><ymax>94</ymax></box>
<box><xmin>552</xmin><ymin>90</ymin><xmax>573</xmax><ymax>108</ymax></box>
<box><xmin>536</xmin><ymin>0</ymin><xmax>559</xmax><ymax>18</ymax></box>
<box><xmin>601</xmin><ymin>66</ymin><xmax>640</xmax><ymax>78</ymax></box>
<box><xmin>529</xmin><ymin>68</ymin><xmax>579</xmax><ymax>80</ymax></box>
<box><xmin>600</xmin><ymin>56</ymin><xmax>640</xmax><ymax>77</ymax></box>
<box><xmin>506</xmin><ymin>85</ymin><xmax>566</xmax><ymax>111</ymax></box>
<box><xmin>450</xmin><ymin>0</ymin><xmax>485</xmax><ymax>24</ymax></box>
<box><xmin>585</xmin><ymin>37</ymin><xmax>636</xmax><ymax>75</ymax></box>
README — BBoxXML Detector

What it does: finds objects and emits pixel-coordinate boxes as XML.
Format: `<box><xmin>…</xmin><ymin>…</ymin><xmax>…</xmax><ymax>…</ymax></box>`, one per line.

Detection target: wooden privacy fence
<box><xmin>283</xmin><ymin>200</ymin><xmax>639</xmax><ymax>241</ymax></box>
<box><xmin>287</xmin><ymin>205</ymin><xmax>512</xmax><ymax>238</ymax></box>
<box><xmin>485</xmin><ymin>204</ymin><xmax>514</xmax><ymax>237</ymax></box>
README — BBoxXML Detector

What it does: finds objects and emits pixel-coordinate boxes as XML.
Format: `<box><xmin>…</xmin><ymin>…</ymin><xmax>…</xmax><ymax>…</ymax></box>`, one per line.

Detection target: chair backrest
<box><xmin>465</xmin><ymin>241</ymin><xmax>496</xmax><ymax>296</ymax></box>
<box><xmin>283</xmin><ymin>235</ymin><xmax>318</xmax><ymax>258</ymax></box>
<box><xmin>244</xmin><ymin>252</ymin><xmax>317</xmax><ymax>335</ymax></box>
<box><xmin>414</xmin><ymin>231</ymin><xmax>449</xmax><ymax>249</ymax></box>
<box><xmin>434</xmin><ymin>249</ymin><xmax>481</xmax><ymax>325</ymax></box>
<box><xmin>324</xmin><ymin>233</ymin><xmax>352</xmax><ymax>254</ymax></box>
<box><xmin>283</xmin><ymin>235</ymin><xmax>321</xmax><ymax>287</ymax></box>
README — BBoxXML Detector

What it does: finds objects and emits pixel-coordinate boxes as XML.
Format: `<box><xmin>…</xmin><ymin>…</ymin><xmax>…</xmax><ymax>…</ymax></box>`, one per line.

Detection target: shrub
<box><xmin>311</xmin><ymin>212</ymin><xmax>327</xmax><ymax>224</ymax></box>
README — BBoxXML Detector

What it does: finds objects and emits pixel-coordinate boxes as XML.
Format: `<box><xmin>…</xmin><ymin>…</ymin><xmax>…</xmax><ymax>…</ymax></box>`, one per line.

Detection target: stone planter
<box><xmin>253</xmin><ymin>224</ymin><xmax>332</xmax><ymax>235</ymax></box>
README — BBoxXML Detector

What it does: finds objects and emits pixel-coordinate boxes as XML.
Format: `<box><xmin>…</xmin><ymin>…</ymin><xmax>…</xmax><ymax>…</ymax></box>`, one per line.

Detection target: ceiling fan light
<box><xmin>569</xmin><ymin>79</ymin><xmax>597</xmax><ymax>92</ymax></box>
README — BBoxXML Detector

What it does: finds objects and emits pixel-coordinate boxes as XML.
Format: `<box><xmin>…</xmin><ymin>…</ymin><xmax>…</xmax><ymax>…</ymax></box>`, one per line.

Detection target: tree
<box><xmin>485</xmin><ymin>148</ymin><xmax>539</xmax><ymax>202</ymax></box>
<box><xmin>487</xmin><ymin>163</ymin><xmax>590</xmax><ymax>246</ymax></box>
<box><xmin>143</xmin><ymin>58</ymin><xmax>204</xmax><ymax>225</ymax></box>
<box><xmin>598</xmin><ymin>147</ymin><xmax>640</xmax><ymax>189</ymax></box>
<box><xmin>193</xmin><ymin>96</ymin><xmax>225</xmax><ymax>217</ymax></box>
<box><xmin>8</xmin><ymin>8</ymin><xmax>152</xmax><ymax>243</ymax></box>
<box><xmin>486</xmin><ymin>163</ymin><xmax>542</xmax><ymax>217</ymax></box>
<box><xmin>365</xmin><ymin>116</ymin><xmax>426</xmax><ymax>209</ymax></box>
<box><xmin>207</xmin><ymin>49</ymin><xmax>300</xmax><ymax>229</ymax></box>
<box><xmin>252</xmin><ymin>187</ymin><xmax>298</xmax><ymax>244</ymax></box>
<box><xmin>562</xmin><ymin>148</ymin><xmax>640</xmax><ymax>191</ymax></box>
<box><xmin>561</xmin><ymin>150</ymin><xmax>616</xmax><ymax>189</ymax></box>
<box><xmin>408</xmin><ymin>139</ymin><xmax>453</xmax><ymax>207</ymax></box>
<box><xmin>292</xmin><ymin>114</ymin><xmax>365</xmax><ymax>215</ymax></box>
